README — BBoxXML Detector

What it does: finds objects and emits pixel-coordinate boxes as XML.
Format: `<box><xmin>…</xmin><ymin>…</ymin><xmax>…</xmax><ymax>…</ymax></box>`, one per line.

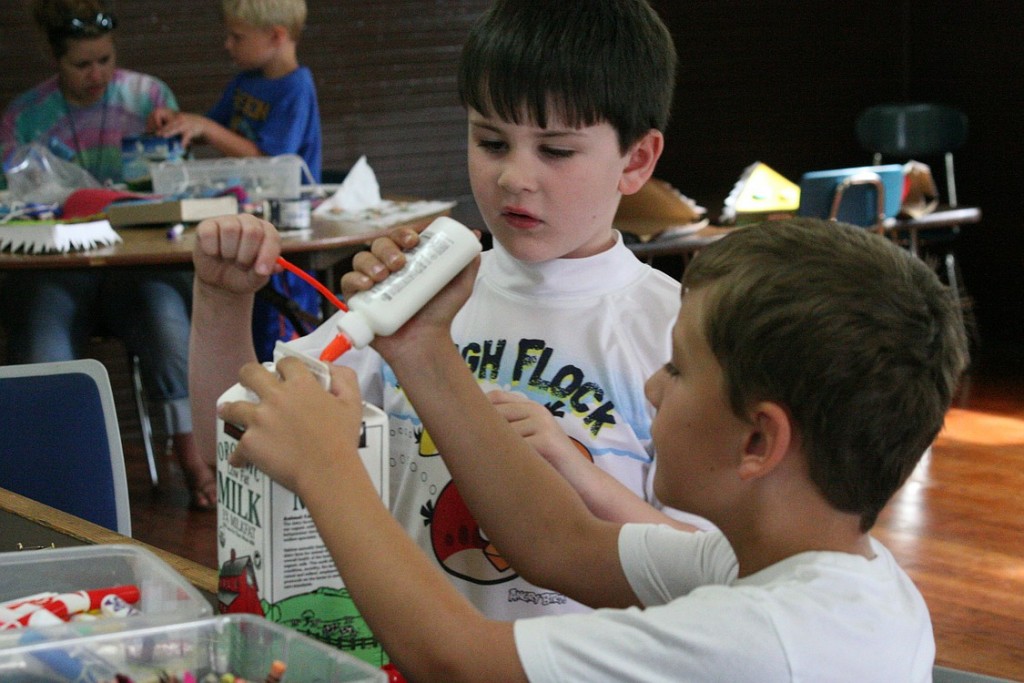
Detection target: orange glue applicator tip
<box><xmin>319</xmin><ymin>332</ymin><xmax>353</xmax><ymax>362</ymax></box>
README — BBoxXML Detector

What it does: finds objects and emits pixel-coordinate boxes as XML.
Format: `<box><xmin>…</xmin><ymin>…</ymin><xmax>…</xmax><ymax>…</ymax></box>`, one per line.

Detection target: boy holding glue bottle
<box><xmin>190</xmin><ymin>0</ymin><xmax>706</xmax><ymax>628</ymax></box>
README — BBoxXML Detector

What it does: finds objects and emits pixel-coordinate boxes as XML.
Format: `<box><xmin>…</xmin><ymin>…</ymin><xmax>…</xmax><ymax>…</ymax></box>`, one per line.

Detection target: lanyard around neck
<box><xmin>62</xmin><ymin>86</ymin><xmax>110</xmax><ymax>180</ymax></box>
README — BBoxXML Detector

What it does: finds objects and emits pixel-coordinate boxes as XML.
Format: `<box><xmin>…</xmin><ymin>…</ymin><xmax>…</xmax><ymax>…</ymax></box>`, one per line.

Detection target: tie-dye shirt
<box><xmin>0</xmin><ymin>68</ymin><xmax>177</xmax><ymax>186</ymax></box>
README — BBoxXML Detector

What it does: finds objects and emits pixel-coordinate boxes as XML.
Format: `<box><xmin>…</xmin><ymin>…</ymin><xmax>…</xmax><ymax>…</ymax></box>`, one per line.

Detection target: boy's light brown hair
<box><xmin>222</xmin><ymin>0</ymin><xmax>306</xmax><ymax>40</ymax></box>
<box><xmin>684</xmin><ymin>217</ymin><xmax>969</xmax><ymax>532</ymax></box>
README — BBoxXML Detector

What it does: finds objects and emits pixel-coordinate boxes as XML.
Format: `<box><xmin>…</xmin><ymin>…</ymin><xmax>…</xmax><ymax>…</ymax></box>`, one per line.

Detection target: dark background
<box><xmin>2</xmin><ymin>1</ymin><xmax>1020</xmax><ymax>357</ymax></box>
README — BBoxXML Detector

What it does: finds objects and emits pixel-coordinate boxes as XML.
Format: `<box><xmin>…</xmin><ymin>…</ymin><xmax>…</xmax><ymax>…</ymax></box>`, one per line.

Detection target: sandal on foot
<box><xmin>185</xmin><ymin>467</ymin><xmax>217</xmax><ymax>512</ymax></box>
<box><xmin>174</xmin><ymin>433</ymin><xmax>216</xmax><ymax>511</ymax></box>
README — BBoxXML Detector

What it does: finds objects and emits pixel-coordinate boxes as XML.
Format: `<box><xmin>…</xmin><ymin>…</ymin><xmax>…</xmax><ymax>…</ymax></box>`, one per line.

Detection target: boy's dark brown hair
<box><xmin>458</xmin><ymin>0</ymin><xmax>677</xmax><ymax>152</ymax></box>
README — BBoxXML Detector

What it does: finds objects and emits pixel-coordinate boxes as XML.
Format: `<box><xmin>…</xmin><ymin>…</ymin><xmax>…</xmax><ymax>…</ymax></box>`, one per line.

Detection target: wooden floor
<box><xmin>102</xmin><ymin>340</ymin><xmax>1024</xmax><ymax>681</ymax></box>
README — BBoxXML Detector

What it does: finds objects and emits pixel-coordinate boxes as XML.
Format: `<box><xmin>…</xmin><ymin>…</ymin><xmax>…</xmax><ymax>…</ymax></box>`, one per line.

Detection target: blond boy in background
<box><xmin>148</xmin><ymin>0</ymin><xmax>320</xmax><ymax>175</ymax></box>
<box><xmin>152</xmin><ymin>0</ymin><xmax>322</xmax><ymax>361</ymax></box>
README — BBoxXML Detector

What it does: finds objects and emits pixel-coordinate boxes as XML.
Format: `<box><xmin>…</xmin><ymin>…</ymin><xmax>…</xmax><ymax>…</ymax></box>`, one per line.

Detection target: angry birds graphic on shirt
<box><xmin>421</xmin><ymin>431</ymin><xmax>592</xmax><ymax>585</ymax></box>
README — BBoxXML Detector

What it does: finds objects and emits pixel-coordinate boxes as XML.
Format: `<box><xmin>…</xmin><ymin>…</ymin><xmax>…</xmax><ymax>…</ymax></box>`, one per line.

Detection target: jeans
<box><xmin>1</xmin><ymin>268</ymin><xmax>194</xmax><ymax>433</ymax></box>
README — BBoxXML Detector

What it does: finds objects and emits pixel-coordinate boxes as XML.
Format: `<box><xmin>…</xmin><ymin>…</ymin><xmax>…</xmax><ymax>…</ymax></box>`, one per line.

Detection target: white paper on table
<box><xmin>313</xmin><ymin>155</ymin><xmax>381</xmax><ymax>215</ymax></box>
<box><xmin>311</xmin><ymin>156</ymin><xmax>456</xmax><ymax>234</ymax></box>
<box><xmin>0</xmin><ymin>219</ymin><xmax>121</xmax><ymax>254</ymax></box>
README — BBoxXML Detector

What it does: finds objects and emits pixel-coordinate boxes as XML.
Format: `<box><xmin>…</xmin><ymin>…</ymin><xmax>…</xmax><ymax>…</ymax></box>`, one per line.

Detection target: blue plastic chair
<box><xmin>0</xmin><ymin>359</ymin><xmax>131</xmax><ymax>535</ymax></box>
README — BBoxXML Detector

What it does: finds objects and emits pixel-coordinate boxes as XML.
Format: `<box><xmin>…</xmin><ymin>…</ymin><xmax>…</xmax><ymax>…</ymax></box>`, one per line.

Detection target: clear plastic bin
<box><xmin>0</xmin><ymin>613</ymin><xmax>386</xmax><ymax>682</ymax></box>
<box><xmin>0</xmin><ymin>544</ymin><xmax>212</xmax><ymax>647</ymax></box>
<box><xmin>149</xmin><ymin>155</ymin><xmax>305</xmax><ymax>200</ymax></box>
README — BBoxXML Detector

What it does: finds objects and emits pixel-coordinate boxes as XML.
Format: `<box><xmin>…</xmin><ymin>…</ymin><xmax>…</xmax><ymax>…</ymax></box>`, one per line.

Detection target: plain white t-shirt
<box><xmin>515</xmin><ymin>524</ymin><xmax>934</xmax><ymax>682</ymax></box>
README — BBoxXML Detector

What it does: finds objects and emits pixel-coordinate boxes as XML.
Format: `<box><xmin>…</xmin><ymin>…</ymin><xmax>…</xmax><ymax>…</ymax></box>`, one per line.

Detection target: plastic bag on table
<box><xmin>2</xmin><ymin>142</ymin><xmax>100</xmax><ymax>205</ymax></box>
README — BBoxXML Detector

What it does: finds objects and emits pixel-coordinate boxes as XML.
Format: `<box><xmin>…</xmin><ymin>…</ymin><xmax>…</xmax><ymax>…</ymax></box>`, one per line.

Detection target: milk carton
<box><xmin>215</xmin><ymin>344</ymin><xmax>389</xmax><ymax>668</ymax></box>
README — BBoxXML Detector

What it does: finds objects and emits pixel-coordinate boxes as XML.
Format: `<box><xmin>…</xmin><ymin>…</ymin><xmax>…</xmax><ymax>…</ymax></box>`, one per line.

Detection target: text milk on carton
<box><xmin>215</xmin><ymin>345</ymin><xmax>389</xmax><ymax>668</ymax></box>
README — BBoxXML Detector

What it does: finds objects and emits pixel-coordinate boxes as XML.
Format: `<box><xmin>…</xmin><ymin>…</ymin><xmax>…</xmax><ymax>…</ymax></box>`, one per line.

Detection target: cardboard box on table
<box><xmin>215</xmin><ymin>350</ymin><xmax>389</xmax><ymax>669</ymax></box>
<box><xmin>614</xmin><ymin>177</ymin><xmax>708</xmax><ymax>239</ymax></box>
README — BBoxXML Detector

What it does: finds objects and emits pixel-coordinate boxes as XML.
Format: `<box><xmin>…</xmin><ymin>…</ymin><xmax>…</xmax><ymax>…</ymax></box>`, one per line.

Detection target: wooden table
<box><xmin>618</xmin><ymin>206</ymin><xmax>982</xmax><ymax>267</ymax></box>
<box><xmin>0</xmin><ymin>210</ymin><xmax>449</xmax><ymax>275</ymax></box>
<box><xmin>0</xmin><ymin>486</ymin><xmax>217</xmax><ymax>604</ymax></box>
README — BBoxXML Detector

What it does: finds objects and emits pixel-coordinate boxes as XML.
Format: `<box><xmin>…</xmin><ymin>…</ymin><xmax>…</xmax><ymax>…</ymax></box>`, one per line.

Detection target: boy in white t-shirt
<box><xmin>189</xmin><ymin>0</ymin><xmax>702</xmax><ymax>623</ymax></box>
<box><xmin>218</xmin><ymin>216</ymin><xmax>968</xmax><ymax>681</ymax></box>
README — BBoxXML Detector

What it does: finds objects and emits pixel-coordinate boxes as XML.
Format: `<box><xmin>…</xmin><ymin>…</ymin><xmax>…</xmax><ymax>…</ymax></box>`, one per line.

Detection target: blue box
<box><xmin>796</xmin><ymin>164</ymin><xmax>904</xmax><ymax>227</ymax></box>
<box><xmin>121</xmin><ymin>134</ymin><xmax>184</xmax><ymax>187</ymax></box>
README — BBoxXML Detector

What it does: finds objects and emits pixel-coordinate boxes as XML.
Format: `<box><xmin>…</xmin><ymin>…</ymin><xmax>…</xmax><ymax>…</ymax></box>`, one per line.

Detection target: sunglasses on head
<box><xmin>66</xmin><ymin>11</ymin><xmax>118</xmax><ymax>35</ymax></box>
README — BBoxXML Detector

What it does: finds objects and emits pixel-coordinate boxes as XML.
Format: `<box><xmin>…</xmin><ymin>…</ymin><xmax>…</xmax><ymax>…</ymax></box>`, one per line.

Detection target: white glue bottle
<box><xmin>319</xmin><ymin>216</ymin><xmax>481</xmax><ymax>361</ymax></box>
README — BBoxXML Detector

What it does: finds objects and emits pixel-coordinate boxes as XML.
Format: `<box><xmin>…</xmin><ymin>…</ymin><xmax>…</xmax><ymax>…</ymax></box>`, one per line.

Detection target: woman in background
<box><xmin>0</xmin><ymin>0</ymin><xmax>216</xmax><ymax>512</ymax></box>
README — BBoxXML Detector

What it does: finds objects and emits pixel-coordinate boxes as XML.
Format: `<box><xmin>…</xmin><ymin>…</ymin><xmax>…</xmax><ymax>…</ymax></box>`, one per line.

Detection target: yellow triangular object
<box><xmin>721</xmin><ymin>162</ymin><xmax>800</xmax><ymax>224</ymax></box>
<box><xmin>734</xmin><ymin>163</ymin><xmax>800</xmax><ymax>212</ymax></box>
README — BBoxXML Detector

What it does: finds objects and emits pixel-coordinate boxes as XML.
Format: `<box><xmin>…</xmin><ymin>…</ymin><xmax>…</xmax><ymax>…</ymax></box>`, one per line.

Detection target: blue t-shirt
<box><xmin>208</xmin><ymin>66</ymin><xmax>324</xmax><ymax>361</ymax></box>
<box><xmin>207</xmin><ymin>66</ymin><xmax>322</xmax><ymax>182</ymax></box>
